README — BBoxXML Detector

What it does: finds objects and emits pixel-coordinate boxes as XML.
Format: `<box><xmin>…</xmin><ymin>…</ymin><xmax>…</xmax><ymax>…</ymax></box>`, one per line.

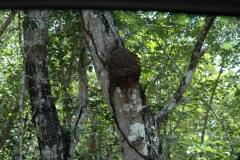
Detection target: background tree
<box><xmin>0</xmin><ymin>9</ymin><xmax>239</xmax><ymax>160</ymax></box>
<box><xmin>23</xmin><ymin>10</ymin><xmax>88</xmax><ymax>159</ymax></box>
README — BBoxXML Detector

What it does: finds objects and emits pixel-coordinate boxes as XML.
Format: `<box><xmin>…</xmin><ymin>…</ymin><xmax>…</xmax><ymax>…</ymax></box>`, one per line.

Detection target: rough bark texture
<box><xmin>24</xmin><ymin>10</ymin><xmax>64</xmax><ymax>159</ymax></box>
<box><xmin>24</xmin><ymin>10</ymin><xmax>89</xmax><ymax>160</ymax></box>
<box><xmin>80</xmin><ymin>10</ymin><xmax>162</xmax><ymax>160</ymax></box>
<box><xmin>80</xmin><ymin>10</ymin><xmax>216</xmax><ymax>160</ymax></box>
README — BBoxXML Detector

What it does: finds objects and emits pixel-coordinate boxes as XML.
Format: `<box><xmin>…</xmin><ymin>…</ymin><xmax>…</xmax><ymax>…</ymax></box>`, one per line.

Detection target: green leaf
<box><xmin>204</xmin><ymin>146</ymin><xmax>214</xmax><ymax>152</ymax></box>
<box><xmin>196</xmin><ymin>108</ymin><xmax>204</xmax><ymax>113</ymax></box>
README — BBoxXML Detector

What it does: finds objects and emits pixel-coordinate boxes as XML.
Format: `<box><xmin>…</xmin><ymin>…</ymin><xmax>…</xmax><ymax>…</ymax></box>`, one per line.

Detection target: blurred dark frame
<box><xmin>1</xmin><ymin>0</ymin><xmax>240</xmax><ymax>16</ymax></box>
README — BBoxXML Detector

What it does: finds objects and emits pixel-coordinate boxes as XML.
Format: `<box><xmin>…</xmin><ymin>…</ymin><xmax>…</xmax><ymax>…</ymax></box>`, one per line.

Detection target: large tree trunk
<box><xmin>80</xmin><ymin>10</ymin><xmax>215</xmax><ymax>160</ymax></box>
<box><xmin>24</xmin><ymin>9</ymin><xmax>89</xmax><ymax>160</ymax></box>
<box><xmin>24</xmin><ymin>10</ymin><xmax>64</xmax><ymax>159</ymax></box>
<box><xmin>80</xmin><ymin>10</ymin><xmax>162</xmax><ymax>160</ymax></box>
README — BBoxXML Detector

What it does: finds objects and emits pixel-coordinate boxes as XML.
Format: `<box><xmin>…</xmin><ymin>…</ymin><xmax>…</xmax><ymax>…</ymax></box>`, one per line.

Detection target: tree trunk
<box><xmin>80</xmin><ymin>10</ymin><xmax>162</xmax><ymax>160</ymax></box>
<box><xmin>24</xmin><ymin>10</ymin><xmax>64</xmax><ymax>159</ymax></box>
<box><xmin>24</xmin><ymin>10</ymin><xmax>89</xmax><ymax>159</ymax></box>
<box><xmin>80</xmin><ymin>9</ymin><xmax>216</xmax><ymax>160</ymax></box>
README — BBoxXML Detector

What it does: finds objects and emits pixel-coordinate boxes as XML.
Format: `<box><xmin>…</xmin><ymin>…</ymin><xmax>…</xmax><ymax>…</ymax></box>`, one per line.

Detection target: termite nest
<box><xmin>108</xmin><ymin>48</ymin><xmax>141</xmax><ymax>88</ymax></box>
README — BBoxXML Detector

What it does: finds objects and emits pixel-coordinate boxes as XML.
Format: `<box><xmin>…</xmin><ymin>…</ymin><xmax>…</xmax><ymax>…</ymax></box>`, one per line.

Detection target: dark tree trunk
<box><xmin>24</xmin><ymin>10</ymin><xmax>89</xmax><ymax>160</ymax></box>
<box><xmin>24</xmin><ymin>10</ymin><xmax>64</xmax><ymax>159</ymax></box>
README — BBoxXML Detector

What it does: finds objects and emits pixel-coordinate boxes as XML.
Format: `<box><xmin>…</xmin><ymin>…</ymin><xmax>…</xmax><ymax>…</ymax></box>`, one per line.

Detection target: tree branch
<box><xmin>0</xmin><ymin>10</ymin><xmax>19</xmax><ymax>150</ymax></box>
<box><xmin>156</xmin><ymin>34</ymin><xmax>236</xmax><ymax>157</ymax></box>
<box><xmin>190</xmin><ymin>85</ymin><xmax>237</xmax><ymax>156</ymax></box>
<box><xmin>0</xmin><ymin>9</ymin><xmax>17</xmax><ymax>37</ymax></box>
<box><xmin>0</xmin><ymin>105</ymin><xmax>18</xmax><ymax>149</ymax></box>
<box><xmin>156</xmin><ymin>15</ymin><xmax>216</xmax><ymax>124</ymax></box>
<box><xmin>18</xmin><ymin>11</ymin><xmax>26</xmax><ymax>160</ymax></box>
<box><xmin>68</xmin><ymin>13</ymin><xmax>89</xmax><ymax>158</ymax></box>
<box><xmin>200</xmin><ymin>57</ymin><xmax>224</xmax><ymax>157</ymax></box>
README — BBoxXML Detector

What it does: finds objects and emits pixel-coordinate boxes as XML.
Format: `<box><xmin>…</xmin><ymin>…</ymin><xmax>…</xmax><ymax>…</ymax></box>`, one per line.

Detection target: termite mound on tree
<box><xmin>108</xmin><ymin>48</ymin><xmax>141</xmax><ymax>89</ymax></box>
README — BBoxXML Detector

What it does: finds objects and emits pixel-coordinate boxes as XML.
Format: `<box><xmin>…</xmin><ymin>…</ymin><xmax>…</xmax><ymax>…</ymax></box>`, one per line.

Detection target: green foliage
<box><xmin>115</xmin><ymin>10</ymin><xmax>240</xmax><ymax>159</ymax></box>
<box><xmin>47</xmin><ymin>9</ymin><xmax>121</xmax><ymax>159</ymax></box>
<box><xmin>0</xmin><ymin>9</ymin><xmax>239</xmax><ymax>159</ymax></box>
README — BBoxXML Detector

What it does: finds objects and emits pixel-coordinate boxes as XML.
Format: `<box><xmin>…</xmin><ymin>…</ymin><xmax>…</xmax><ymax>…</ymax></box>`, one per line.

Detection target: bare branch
<box><xmin>156</xmin><ymin>15</ymin><xmax>216</xmax><ymax>124</ymax></box>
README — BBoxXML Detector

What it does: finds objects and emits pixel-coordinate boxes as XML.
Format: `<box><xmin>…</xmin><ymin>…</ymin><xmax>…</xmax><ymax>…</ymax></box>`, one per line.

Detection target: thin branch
<box><xmin>68</xmin><ymin>12</ymin><xmax>89</xmax><ymax>158</ymax></box>
<box><xmin>200</xmin><ymin>57</ymin><xmax>224</xmax><ymax>156</ymax></box>
<box><xmin>61</xmin><ymin>50</ymin><xmax>77</xmax><ymax>129</ymax></box>
<box><xmin>61</xmin><ymin>60</ymin><xmax>73</xmax><ymax>129</ymax></box>
<box><xmin>18</xmin><ymin>11</ymin><xmax>26</xmax><ymax>160</ymax></box>
<box><xmin>0</xmin><ymin>105</ymin><xmax>18</xmax><ymax>149</ymax></box>
<box><xmin>156</xmin><ymin>15</ymin><xmax>216</xmax><ymax>124</ymax></box>
<box><xmin>87</xmin><ymin>110</ymin><xmax>97</xmax><ymax>160</ymax></box>
<box><xmin>164</xmin><ymin>105</ymin><xmax>186</xmax><ymax>140</ymax></box>
<box><xmin>190</xmin><ymin>86</ymin><xmax>236</xmax><ymax>156</ymax></box>
<box><xmin>148</xmin><ymin>46</ymin><xmax>177</xmax><ymax>94</ymax></box>
<box><xmin>18</xmin><ymin>58</ymin><xmax>26</xmax><ymax>160</ymax></box>
<box><xmin>0</xmin><ymin>9</ymin><xmax>17</xmax><ymax>37</ymax></box>
<box><xmin>0</xmin><ymin>10</ymin><xmax>21</xmax><ymax>151</ymax></box>
<box><xmin>160</xmin><ymin>38</ymin><xmax>236</xmax><ymax>157</ymax></box>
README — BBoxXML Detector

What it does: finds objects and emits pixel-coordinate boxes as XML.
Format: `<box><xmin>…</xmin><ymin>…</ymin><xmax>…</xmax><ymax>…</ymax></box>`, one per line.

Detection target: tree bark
<box><xmin>80</xmin><ymin>10</ymin><xmax>216</xmax><ymax>160</ymax></box>
<box><xmin>24</xmin><ymin>10</ymin><xmax>64</xmax><ymax>159</ymax></box>
<box><xmin>24</xmin><ymin>10</ymin><xmax>89</xmax><ymax>159</ymax></box>
<box><xmin>80</xmin><ymin>10</ymin><xmax>162</xmax><ymax>160</ymax></box>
